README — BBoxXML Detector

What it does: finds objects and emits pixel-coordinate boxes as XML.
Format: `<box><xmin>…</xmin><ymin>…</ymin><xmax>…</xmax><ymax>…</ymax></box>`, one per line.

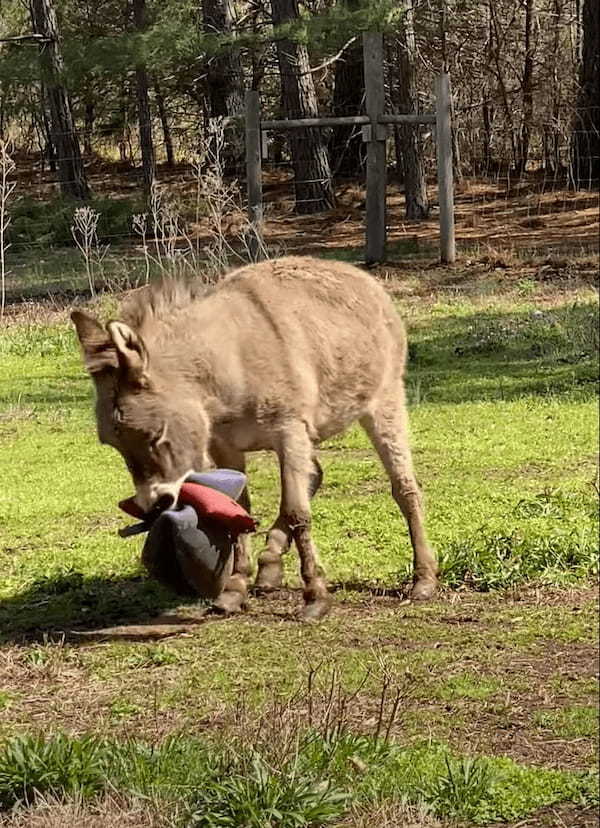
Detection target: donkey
<box><xmin>72</xmin><ymin>256</ymin><xmax>438</xmax><ymax>621</ymax></box>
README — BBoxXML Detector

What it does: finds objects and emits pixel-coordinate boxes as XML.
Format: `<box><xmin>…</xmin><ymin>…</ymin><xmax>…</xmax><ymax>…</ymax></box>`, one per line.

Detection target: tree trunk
<box><xmin>330</xmin><ymin>2</ymin><xmax>364</xmax><ymax>178</ymax></box>
<box><xmin>118</xmin><ymin>81</ymin><xmax>130</xmax><ymax>164</ymax></box>
<box><xmin>490</xmin><ymin>2</ymin><xmax>518</xmax><ymax>170</ymax></box>
<box><xmin>250</xmin><ymin>6</ymin><xmax>267</xmax><ymax>92</ymax></box>
<box><xmin>132</xmin><ymin>0</ymin><xmax>155</xmax><ymax>196</ymax></box>
<box><xmin>572</xmin><ymin>0</ymin><xmax>600</xmax><ymax>186</ymax></box>
<box><xmin>84</xmin><ymin>98</ymin><xmax>94</xmax><ymax>156</ymax></box>
<box><xmin>481</xmin><ymin>2</ymin><xmax>495</xmax><ymax>174</ymax></box>
<box><xmin>482</xmin><ymin>101</ymin><xmax>494</xmax><ymax>173</ymax></box>
<box><xmin>272</xmin><ymin>0</ymin><xmax>335</xmax><ymax>213</ymax></box>
<box><xmin>154</xmin><ymin>79</ymin><xmax>174</xmax><ymax>167</ymax></box>
<box><xmin>545</xmin><ymin>0</ymin><xmax>562</xmax><ymax>175</ymax></box>
<box><xmin>391</xmin><ymin>0</ymin><xmax>428</xmax><ymax>219</ymax></box>
<box><xmin>516</xmin><ymin>0</ymin><xmax>536</xmax><ymax>173</ymax></box>
<box><xmin>203</xmin><ymin>0</ymin><xmax>244</xmax><ymax>118</ymax></box>
<box><xmin>39</xmin><ymin>83</ymin><xmax>56</xmax><ymax>172</ymax></box>
<box><xmin>30</xmin><ymin>0</ymin><xmax>89</xmax><ymax>199</ymax></box>
<box><xmin>202</xmin><ymin>0</ymin><xmax>245</xmax><ymax>171</ymax></box>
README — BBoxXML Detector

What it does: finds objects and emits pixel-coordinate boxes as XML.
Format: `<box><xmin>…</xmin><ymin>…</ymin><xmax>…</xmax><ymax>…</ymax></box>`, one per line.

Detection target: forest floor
<box><xmin>0</xmin><ymin>172</ymin><xmax>598</xmax><ymax>826</ymax></box>
<box><xmin>4</xmin><ymin>165</ymin><xmax>599</xmax><ymax>301</ymax></box>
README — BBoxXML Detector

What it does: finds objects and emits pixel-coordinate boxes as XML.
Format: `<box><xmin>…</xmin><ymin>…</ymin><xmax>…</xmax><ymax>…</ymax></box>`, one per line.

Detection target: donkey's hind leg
<box><xmin>360</xmin><ymin>383</ymin><xmax>438</xmax><ymax>601</ymax></box>
<box><xmin>254</xmin><ymin>456</ymin><xmax>323</xmax><ymax>593</ymax></box>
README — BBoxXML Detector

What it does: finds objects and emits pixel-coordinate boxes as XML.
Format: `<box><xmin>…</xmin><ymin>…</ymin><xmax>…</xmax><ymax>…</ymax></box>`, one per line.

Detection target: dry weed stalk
<box><xmin>132</xmin><ymin>212</ymin><xmax>150</xmax><ymax>284</ymax></box>
<box><xmin>227</xmin><ymin>659</ymin><xmax>416</xmax><ymax>770</ymax></box>
<box><xmin>132</xmin><ymin>121</ymin><xmax>266</xmax><ymax>287</ymax></box>
<box><xmin>0</xmin><ymin>140</ymin><xmax>16</xmax><ymax>319</ymax></box>
<box><xmin>193</xmin><ymin>119</ymin><xmax>268</xmax><ymax>278</ymax></box>
<box><xmin>0</xmin><ymin>791</ymin><xmax>170</xmax><ymax>828</ymax></box>
<box><xmin>71</xmin><ymin>206</ymin><xmax>108</xmax><ymax>296</ymax></box>
<box><xmin>132</xmin><ymin>180</ymin><xmax>200</xmax><ymax>281</ymax></box>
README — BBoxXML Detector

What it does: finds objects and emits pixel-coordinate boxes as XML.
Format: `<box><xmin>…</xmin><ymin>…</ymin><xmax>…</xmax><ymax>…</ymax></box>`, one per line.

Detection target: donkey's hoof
<box><xmin>410</xmin><ymin>578</ymin><xmax>438</xmax><ymax>602</ymax></box>
<box><xmin>254</xmin><ymin>564</ymin><xmax>284</xmax><ymax>594</ymax></box>
<box><xmin>299</xmin><ymin>596</ymin><xmax>332</xmax><ymax>623</ymax></box>
<box><xmin>211</xmin><ymin>590</ymin><xmax>246</xmax><ymax>615</ymax></box>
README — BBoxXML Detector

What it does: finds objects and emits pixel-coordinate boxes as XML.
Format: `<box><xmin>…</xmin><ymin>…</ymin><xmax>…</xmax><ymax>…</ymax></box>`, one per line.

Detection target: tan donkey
<box><xmin>72</xmin><ymin>256</ymin><xmax>438</xmax><ymax>621</ymax></box>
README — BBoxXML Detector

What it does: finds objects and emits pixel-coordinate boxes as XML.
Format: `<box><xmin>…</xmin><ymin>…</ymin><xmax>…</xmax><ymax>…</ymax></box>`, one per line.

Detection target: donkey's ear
<box><xmin>107</xmin><ymin>320</ymin><xmax>149</xmax><ymax>384</ymax></box>
<box><xmin>71</xmin><ymin>310</ymin><xmax>118</xmax><ymax>374</ymax></box>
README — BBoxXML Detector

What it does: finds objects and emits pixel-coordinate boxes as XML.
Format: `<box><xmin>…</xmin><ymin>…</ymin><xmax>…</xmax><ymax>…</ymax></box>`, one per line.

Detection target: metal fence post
<box><xmin>245</xmin><ymin>90</ymin><xmax>263</xmax><ymax>260</ymax></box>
<box><xmin>436</xmin><ymin>73</ymin><xmax>456</xmax><ymax>264</ymax></box>
<box><xmin>363</xmin><ymin>32</ymin><xmax>387</xmax><ymax>265</ymax></box>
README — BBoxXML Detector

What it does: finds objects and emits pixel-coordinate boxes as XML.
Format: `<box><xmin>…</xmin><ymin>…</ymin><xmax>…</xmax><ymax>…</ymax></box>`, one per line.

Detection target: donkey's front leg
<box><xmin>211</xmin><ymin>446</ymin><xmax>251</xmax><ymax>615</ymax></box>
<box><xmin>278</xmin><ymin>424</ymin><xmax>331</xmax><ymax>622</ymax></box>
<box><xmin>255</xmin><ymin>457</ymin><xmax>323</xmax><ymax>593</ymax></box>
<box><xmin>211</xmin><ymin>504</ymin><xmax>251</xmax><ymax>615</ymax></box>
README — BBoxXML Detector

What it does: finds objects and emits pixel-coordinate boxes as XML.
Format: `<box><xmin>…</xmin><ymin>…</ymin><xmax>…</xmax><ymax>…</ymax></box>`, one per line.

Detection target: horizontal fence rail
<box><xmin>244</xmin><ymin>32</ymin><xmax>455</xmax><ymax>265</ymax></box>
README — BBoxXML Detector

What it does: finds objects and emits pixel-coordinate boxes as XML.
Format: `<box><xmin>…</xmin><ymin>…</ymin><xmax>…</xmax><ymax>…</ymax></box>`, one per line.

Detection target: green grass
<box><xmin>435</xmin><ymin>674</ymin><xmax>500</xmax><ymax>702</ymax></box>
<box><xmin>0</xmin><ymin>281</ymin><xmax>598</xmax><ymax>824</ymax></box>
<box><xmin>10</xmin><ymin>195</ymin><xmax>143</xmax><ymax>248</ymax></box>
<box><xmin>534</xmin><ymin>706</ymin><xmax>599</xmax><ymax>739</ymax></box>
<box><xmin>0</xmin><ymin>730</ymin><xmax>596</xmax><ymax>824</ymax></box>
<box><xmin>0</xmin><ymin>293</ymin><xmax>597</xmax><ymax>632</ymax></box>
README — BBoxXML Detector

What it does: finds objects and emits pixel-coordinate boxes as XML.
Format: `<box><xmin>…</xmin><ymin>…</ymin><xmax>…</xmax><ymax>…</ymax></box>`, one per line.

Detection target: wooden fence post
<box><xmin>435</xmin><ymin>73</ymin><xmax>456</xmax><ymax>264</ymax></box>
<box><xmin>245</xmin><ymin>90</ymin><xmax>263</xmax><ymax>260</ymax></box>
<box><xmin>363</xmin><ymin>32</ymin><xmax>387</xmax><ymax>265</ymax></box>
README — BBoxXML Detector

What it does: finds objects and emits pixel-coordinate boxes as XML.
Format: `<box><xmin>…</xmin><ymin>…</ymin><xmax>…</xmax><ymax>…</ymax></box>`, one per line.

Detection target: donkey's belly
<box><xmin>213</xmin><ymin>397</ymin><xmax>370</xmax><ymax>453</ymax></box>
<box><xmin>212</xmin><ymin>418</ymin><xmax>281</xmax><ymax>452</ymax></box>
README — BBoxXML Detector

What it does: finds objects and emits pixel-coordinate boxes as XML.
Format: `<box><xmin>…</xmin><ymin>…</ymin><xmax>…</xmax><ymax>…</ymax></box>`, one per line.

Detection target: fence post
<box><xmin>363</xmin><ymin>32</ymin><xmax>386</xmax><ymax>265</ymax></box>
<box><xmin>435</xmin><ymin>73</ymin><xmax>456</xmax><ymax>264</ymax></box>
<box><xmin>245</xmin><ymin>90</ymin><xmax>263</xmax><ymax>260</ymax></box>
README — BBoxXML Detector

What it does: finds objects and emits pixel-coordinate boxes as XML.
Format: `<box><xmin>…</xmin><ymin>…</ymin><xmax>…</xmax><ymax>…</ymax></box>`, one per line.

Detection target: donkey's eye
<box><xmin>150</xmin><ymin>422</ymin><xmax>168</xmax><ymax>451</ymax></box>
<box><xmin>112</xmin><ymin>407</ymin><xmax>124</xmax><ymax>433</ymax></box>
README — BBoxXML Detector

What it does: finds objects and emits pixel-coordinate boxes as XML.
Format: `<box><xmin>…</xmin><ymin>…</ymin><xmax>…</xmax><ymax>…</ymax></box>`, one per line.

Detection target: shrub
<box><xmin>9</xmin><ymin>196</ymin><xmax>142</xmax><ymax>248</ymax></box>
<box><xmin>0</xmin><ymin>733</ymin><xmax>114</xmax><ymax>809</ymax></box>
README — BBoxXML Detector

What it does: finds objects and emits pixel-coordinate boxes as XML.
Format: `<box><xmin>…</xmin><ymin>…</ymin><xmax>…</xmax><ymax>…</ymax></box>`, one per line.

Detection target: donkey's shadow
<box><xmin>0</xmin><ymin>571</ymin><xmax>418</xmax><ymax>644</ymax></box>
<box><xmin>0</xmin><ymin>571</ymin><xmax>215</xmax><ymax>644</ymax></box>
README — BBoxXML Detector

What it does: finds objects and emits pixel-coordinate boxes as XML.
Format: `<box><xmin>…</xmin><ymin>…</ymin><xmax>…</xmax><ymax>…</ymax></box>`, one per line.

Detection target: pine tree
<box><xmin>272</xmin><ymin>0</ymin><xmax>335</xmax><ymax>213</ymax></box>
<box><xmin>30</xmin><ymin>0</ymin><xmax>89</xmax><ymax>199</ymax></box>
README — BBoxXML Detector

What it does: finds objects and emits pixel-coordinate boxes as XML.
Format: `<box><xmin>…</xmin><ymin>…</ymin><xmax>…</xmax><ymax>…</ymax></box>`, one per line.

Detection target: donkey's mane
<box><xmin>118</xmin><ymin>277</ymin><xmax>211</xmax><ymax>331</ymax></box>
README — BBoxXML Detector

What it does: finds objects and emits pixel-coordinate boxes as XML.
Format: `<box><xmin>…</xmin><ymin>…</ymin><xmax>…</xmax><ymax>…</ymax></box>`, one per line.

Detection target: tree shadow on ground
<box><xmin>405</xmin><ymin>301</ymin><xmax>599</xmax><ymax>405</ymax></box>
<box><xmin>0</xmin><ymin>378</ymin><xmax>91</xmax><ymax>413</ymax></box>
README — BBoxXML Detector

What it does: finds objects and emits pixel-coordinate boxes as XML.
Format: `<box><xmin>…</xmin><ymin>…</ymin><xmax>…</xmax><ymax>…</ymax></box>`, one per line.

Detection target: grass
<box><xmin>0</xmin><ymin>730</ymin><xmax>597</xmax><ymax>824</ymax></box>
<box><xmin>0</xmin><ymin>268</ymin><xmax>598</xmax><ymax>824</ymax></box>
<box><xmin>534</xmin><ymin>706</ymin><xmax>599</xmax><ymax>740</ymax></box>
<box><xmin>9</xmin><ymin>195</ymin><xmax>143</xmax><ymax>249</ymax></box>
<box><xmin>4</xmin><ymin>292</ymin><xmax>597</xmax><ymax>616</ymax></box>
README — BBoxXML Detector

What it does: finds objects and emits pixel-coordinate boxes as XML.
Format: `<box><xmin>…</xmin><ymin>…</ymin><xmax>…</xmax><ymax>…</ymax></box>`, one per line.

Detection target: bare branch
<box><xmin>0</xmin><ymin>33</ymin><xmax>53</xmax><ymax>44</ymax></box>
<box><xmin>306</xmin><ymin>35</ymin><xmax>358</xmax><ymax>75</ymax></box>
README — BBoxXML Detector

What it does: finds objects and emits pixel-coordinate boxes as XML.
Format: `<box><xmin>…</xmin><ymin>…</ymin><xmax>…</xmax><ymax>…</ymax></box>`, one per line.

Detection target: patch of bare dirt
<box><xmin>339</xmin><ymin>801</ymin><xmax>446</xmax><ymax>827</ymax></box>
<box><xmin>458</xmin><ymin>641</ymin><xmax>598</xmax><ymax>769</ymax></box>
<box><xmin>262</xmin><ymin>177</ymin><xmax>599</xmax><ymax>260</ymax></box>
<box><xmin>491</xmin><ymin>803</ymin><xmax>600</xmax><ymax>827</ymax></box>
<box><xmin>0</xmin><ymin>587</ymin><xmax>597</xmax><ymax>765</ymax></box>
<box><xmin>0</xmin><ymin>794</ymin><xmax>170</xmax><ymax>828</ymax></box>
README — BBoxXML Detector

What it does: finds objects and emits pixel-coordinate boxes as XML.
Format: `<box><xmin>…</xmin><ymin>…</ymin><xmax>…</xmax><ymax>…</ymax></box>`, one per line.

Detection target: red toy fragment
<box><xmin>119</xmin><ymin>482</ymin><xmax>256</xmax><ymax>536</ymax></box>
<box><xmin>178</xmin><ymin>482</ymin><xmax>256</xmax><ymax>534</ymax></box>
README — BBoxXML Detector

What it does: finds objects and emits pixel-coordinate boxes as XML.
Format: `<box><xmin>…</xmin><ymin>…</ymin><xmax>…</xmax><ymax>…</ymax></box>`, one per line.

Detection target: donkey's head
<box><xmin>72</xmin><ymin>310</ymin><xmax>210</xmax><ymax>514</ymax></box>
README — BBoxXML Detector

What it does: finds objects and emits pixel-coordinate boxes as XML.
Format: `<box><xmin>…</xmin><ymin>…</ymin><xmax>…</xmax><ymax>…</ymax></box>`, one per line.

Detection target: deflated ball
<box><xmin>140</xmin><ymin>506</ymin><xmax>233</xmax><ymax>599</ymax></box>
<box><xmin>118</xmin><ymin>470</ymin><xmax>255</xmax><ymax>600</ymax></box>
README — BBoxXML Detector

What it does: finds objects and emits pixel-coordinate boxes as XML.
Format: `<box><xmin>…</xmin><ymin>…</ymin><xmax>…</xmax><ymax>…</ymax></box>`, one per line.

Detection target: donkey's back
<box><xmin>162</xmin><ymin>256</ymin><xmax>409</xmax><ymax>447</ymax></box>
